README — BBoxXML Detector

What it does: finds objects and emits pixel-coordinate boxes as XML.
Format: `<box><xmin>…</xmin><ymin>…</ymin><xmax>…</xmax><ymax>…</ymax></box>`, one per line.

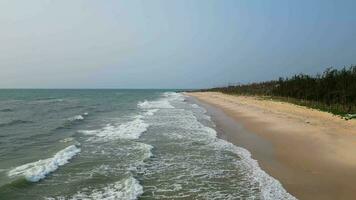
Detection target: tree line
<box><xmin>206</xmin><ymin>66</ymin><xmax>356</xmax><ymax>115</ymax></box>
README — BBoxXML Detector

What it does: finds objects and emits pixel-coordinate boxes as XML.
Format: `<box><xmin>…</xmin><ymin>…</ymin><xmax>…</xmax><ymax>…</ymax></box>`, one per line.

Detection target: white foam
<box><xmin>138</xmin><ymin>100</ymin><xmax>173</xmax><ymax>109</ymax></box>
<box><xmin>163</xmin><ymin>92</ymin><xmax>185</xmax><ymax>102</ymax></box>
<box><xmin>8</xmin><ymin>145</ymin><xmax>81</xmax><ymax>182</ymax></box>
<box><xmin>47</xmin><ymin>177</ymin><xmax>143</xmax><ymax>200</ymax></box>
<box><xmin>60</xmin><ymin>137</ymin><xmax>75</xmax><ymax>143</ymax></box>
<box><xmin>191</xmin><ymin>104</ymin><xmax>200</xmax><ymax>108</ymax></box>
<box><xmin>209</xmin><ymin>137</ymin><xmax>296</xmax><ymax>199</ymax></box>
<box><xmin>145</xmin><ymin>109</ymin><xmax>159</xmax><ymax>116</ymax></box>
<box><xmin>138</xmin><ymin>142</ymin><xmax>154</xmax><ymax>160</ymax></box>
<box><xmin>68</xmin><ymin>115</ymin><xmax>84</xmax><ymax>121</ymax></box>
<box><xmin>137</xmin><ymin>92</ymin><xmax>185</xmax><ymax>110</ymax></box>
<box><xmin>195</xmin><ymin>114</ymin><xmax>296</xmax><ymax>199</ymax></box>
<box><xmin>158</xmin><ymin>92</ymin><xmax>296</xmax><ymax>199</ymax></box>
<box><xmin>79</xmin><ymin>118</ymin><xmax>149</xmax><ymax>142</ymax></box>
<box><xmin>35</xmin><ymin>98</ymin><xmax>64</xmax><ymax>103</ymax></box>
<box><xmin>191</xmin><ymin>103</ymin><xmax>208</xmax><ymax>113</ymax></box>
<box><xmin>201</xmin><ymin>126</ymin><xmax>218</xmax><ymax>138</ymax></box>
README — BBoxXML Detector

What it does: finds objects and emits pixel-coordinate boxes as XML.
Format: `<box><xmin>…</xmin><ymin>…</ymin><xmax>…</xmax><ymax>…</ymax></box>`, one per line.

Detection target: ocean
<box><xmin>0</xmin><ymin>89</ymin><xmax>295</xmax><ymax>200</ymax></box>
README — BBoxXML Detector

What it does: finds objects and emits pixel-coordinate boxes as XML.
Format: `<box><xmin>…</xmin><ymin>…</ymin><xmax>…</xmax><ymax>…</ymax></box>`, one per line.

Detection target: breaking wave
<box><xmin>146</xmin><ymin>92</ymin><xmax>296</xmax><ymax>200</ymax></box>
<box><xmin>67</xmin><ymin>115</ymin><xmax>84</xmax><ymax>122</ymax></box>
<box><xmin>144</xmin><ymin>109</ymin><xmax>159</xmax><ymax>116</ymax></box>
<box><xmin>78</xmin><ymin>117</ymin><xmax>149</xmax><ymax>142</ymax></box>
<box><xmin>8</xmin><ymin>145</ymin><xmax>81</xmax><ymax>182</ymax></box>
<box><xmin>138</xmin><ymin>100</ymin><xmax>173</xmax><ymax>109</ymax></box>
<box><xmin>55</xmin><ymin>113</ymin><xmax>88</xmax><ymax>130</ymax></box>
<box><xmin>188</xmin><ymin>95</ymin><xmax>296</xmax><ymax>199</ymax></box>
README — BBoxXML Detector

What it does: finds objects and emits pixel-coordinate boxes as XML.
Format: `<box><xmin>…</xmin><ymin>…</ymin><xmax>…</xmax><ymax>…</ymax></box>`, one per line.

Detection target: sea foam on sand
<box><xmin>171</xmin><ymin>92</ymin><xmax>297</xmax><ymax>200</ymax></box>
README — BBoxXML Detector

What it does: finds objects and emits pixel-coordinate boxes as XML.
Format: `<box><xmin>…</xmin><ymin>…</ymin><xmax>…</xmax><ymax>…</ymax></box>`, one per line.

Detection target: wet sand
<box><xmin>186</xmin><ymin>92</ymin><xmax>356</xmax><ymax>200</ymax></box>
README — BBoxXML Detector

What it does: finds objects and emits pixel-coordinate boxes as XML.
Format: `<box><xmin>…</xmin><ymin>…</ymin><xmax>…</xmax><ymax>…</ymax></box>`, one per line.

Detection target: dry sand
<box><xmin>186</xmin><ymin>92</ymin><xmax>356</xmax><ymax>200</ymax></box>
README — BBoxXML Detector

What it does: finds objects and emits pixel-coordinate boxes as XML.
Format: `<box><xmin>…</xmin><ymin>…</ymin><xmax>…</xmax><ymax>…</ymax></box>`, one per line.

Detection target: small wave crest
<box><xmin>0</xmin><ymin>120</ymin><xmax>33</xmax><ymax>128</ymax></box>
<box><xmin>46</xmin><ymin>177</ymin><xmax>143</xmax><ymax>200</ymax></box>
<box><xmin>0</xmin><ymin>168</ymin><xmax>7</xmax><ymax>173</ymax></box>
<box><xmin>137</xmin><ymin>142</ymin><xmax>154</xmax><ymax>161</ymax></box>
<box><xmin>144</xmin><ymin>109</ymin><xmax>159</xmax><ymax>116</ymax></box>
<box><xmin>8</xmin><ymin>145</ymin><xmax>81</xmax><ymax>182</ymax></box>
<box><xmin>138</xmin><ymin>92</ymin><xmax>185</xmax><ymax>111</ymax></box>
<box><xmin>0</xmin><ymin>108</ymin><xmax>13</xmax><ymax>112</ymax></box>
<box><xmin>191</xmin><ymin>104</ymin><xmax>200</xmax><ymax>108</ymax></box>
<box><xmin>55</xmin><ymin>113</ymin><xmax>88</xmax><ymax>130</ymax></box>
<box><xmin>138</xmin><ymin>100</ymin><xmax>173</xmax><ymax>109</ymax></box>
<box><xmin>68</xmin><ymin>115</ymin><xmax>84</xmax><ymax>122</ymax></box>
<box><xmin>59</xmin><ymin>137</ymin><xmax>75</xmax><ymax>143</ymax></box>
<box><xmin>33</xmin><ymin>98</ymin><xmax>65</xmax><ymax>104</ymax></box>
<box><xmin>163</xmin><ymin>92</ymin><xmax>185</xmax><ymax>101</ymax></box>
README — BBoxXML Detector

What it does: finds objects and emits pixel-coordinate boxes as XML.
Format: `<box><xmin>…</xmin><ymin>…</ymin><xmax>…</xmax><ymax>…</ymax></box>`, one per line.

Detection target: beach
<box><xmin>187</xmin><ymin>92</ymin><xmax>356</xmax><ymax>200</ymax></box>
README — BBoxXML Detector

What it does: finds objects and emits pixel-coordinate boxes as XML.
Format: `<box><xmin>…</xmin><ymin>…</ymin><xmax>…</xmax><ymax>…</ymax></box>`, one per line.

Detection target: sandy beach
<box><xmin>187</xmin><ymin>92</ymin><xmax>356</xmax><ymax>200</ymax></box>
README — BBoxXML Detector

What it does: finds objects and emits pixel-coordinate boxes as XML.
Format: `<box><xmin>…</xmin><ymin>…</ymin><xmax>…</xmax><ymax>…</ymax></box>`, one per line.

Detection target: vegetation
<box><xmin>205</xmin><ymin>66</ymin><xmax>356</xmax><ymax>117</ymax></box>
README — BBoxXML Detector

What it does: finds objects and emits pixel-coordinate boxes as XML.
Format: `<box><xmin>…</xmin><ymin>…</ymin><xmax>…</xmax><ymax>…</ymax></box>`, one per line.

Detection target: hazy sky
<box><xmin>1</xmin><ymin>0</ymin><xmax>356</xmax><ymax>89</ymax></box>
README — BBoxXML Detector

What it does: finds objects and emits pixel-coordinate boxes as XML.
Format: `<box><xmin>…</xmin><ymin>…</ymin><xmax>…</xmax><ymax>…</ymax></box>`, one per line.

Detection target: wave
<box><xmin>67</xmin><ymin>115</ymin><xmax>84</xmax><ymax>122</ymax></box>
<box><xmin>137</xmin><ymin>142</ymin><xmax>154</xmax><ymax>161</ymax></box>
<box><xmin>155</xmin><ymin>92</ymin><xmax>296</xmax><ymax>199</ymax></box>
<box><xmin>189</xmin><ymin>97</ymin><xmax>295</xmax><ymax>199</ymax></box>
<box><xmin>138</xmin><ymin>92</ymin><xmax>185</xmax><ymax>110</ymax></box>
<box><xmin>59</xmin><ymin>137</ymin><xmax>75</xmax><ymax>143</ymax></box>
<box><xmin>144</xmin><ymin>109</ymin><xmax>159</xmax><ymax>116</ymax></box>
<box><xmin>0</xmin><ymin>108</ymin><xmax>13</xmax><ymax>112</ymax></box>
<box><xmin>62</xmin><ymin>105</ymin><xmax>86</xmax><ymax>110</ymax></box>
<box><xmin>68</xmin><ymin>113</ymin><xmax>88</xmax><ymax>122</ymax></box>
<box><xmin>55</xmin><ymin>113</ymin><xmax>88</xmax><ymax>130</ymax></box>
<box><xmin>191</xmin><ymin>104</ymin><xmax>200</xmax><ymax>108</ymax></box>
<box><xmin>0</xmin><ymin>120</ymin><xmax>33</xmax><ymax>128</ymax></box>
<box><xmin>138</xmin><ymin>100</ymin><xmax>173</xmax><ymax>109</ymax></box>
<box><xmin>34</xmin><ymin>97</ymin><xmax>59</xmax><ymax>101</ymax></box>
<box><xmin>78</xmin><ymin>117</ymin><xmax>149</xmax><ymax>142</ymax></box>
<box><xmin>33</xmin><ymin>98</ymin><xmax>64</xmax><ymax>104</ymax></box>
<box><xmin>46</xmin><ymin>177</ymin><xmax>143</xmax><ymax>200</ymax></box>
<box><xmin>0</xmin><ymin>168</ymin><xmax>7</xmax><ymax>173</ymax></box>
<box><xmin>163</xmin><ymin>92</ymin><xmax>185</xmax><ymax>101</ymax></box>
<box><xmin>8</xmin><ymin>145</ymin><xmax>81</xmax><ymax>182</ymax></box>
<box><xmin>212</xmin><ymin>138</ymin><xmax>296</xmax><ymax>200</ymax></box>
<box><xmin>190</xmin><ymin>103</ymin><xmax>211</xmax><ymax>121</ymax></box>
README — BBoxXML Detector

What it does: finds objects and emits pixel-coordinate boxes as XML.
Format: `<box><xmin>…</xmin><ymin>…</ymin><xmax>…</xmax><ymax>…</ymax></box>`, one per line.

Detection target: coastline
<box><xmin>186</xmin><ymin>92</ymin><xmax>356</xmax><ymax>200</ymax></box>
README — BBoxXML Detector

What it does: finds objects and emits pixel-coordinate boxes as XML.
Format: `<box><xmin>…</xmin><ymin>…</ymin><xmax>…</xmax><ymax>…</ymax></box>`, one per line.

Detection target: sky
<box><xmin>1</xmin><ymin>0</ymin><xmax>356</xmax><ymax>89</ymax></box>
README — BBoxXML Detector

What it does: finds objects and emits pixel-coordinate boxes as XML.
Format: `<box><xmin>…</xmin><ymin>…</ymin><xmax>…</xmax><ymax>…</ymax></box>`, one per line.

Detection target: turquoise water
<box><xmin>0</xmin><ymin>90</ymin><xmax>295</xmax><ymax>200</ymax></box>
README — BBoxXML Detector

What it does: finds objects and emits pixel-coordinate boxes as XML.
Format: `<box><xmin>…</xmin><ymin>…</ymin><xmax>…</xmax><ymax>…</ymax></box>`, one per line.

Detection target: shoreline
<box><xmin>186</xmin><ymin>92</ymin><xmax>356</xmax><ymax>200</ymax></box>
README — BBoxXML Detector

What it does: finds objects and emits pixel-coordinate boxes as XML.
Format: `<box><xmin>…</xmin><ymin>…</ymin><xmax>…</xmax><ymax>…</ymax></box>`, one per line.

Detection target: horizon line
<box><xmin>0</xmin><ymin>88</ymin><xmax>201</xmax><ymax>90</ymax></box>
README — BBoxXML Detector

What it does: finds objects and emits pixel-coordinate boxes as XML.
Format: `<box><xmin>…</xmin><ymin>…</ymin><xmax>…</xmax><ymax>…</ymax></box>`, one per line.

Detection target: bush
<box><xmin>204</xmin><ymin>65</ymin><xmax>356</xmax><ymax>116</ymax></box>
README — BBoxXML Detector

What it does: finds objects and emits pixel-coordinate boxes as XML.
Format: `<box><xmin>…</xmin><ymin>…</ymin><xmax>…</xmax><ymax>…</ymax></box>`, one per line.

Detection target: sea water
<box><xmin>0</xmin><ymin>89</ymin><xmax>296</xmax><ymax>200</ymax></box>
